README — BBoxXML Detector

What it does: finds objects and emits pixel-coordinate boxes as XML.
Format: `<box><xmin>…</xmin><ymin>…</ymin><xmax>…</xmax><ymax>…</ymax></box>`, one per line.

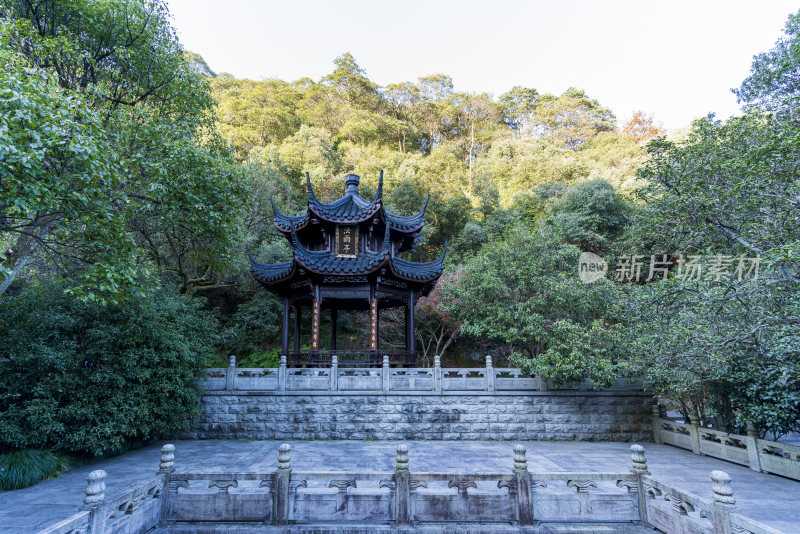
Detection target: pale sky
<box><xmin>166</xmin><ymin>0</ymin><xmax>798</xmax><ymax>131</ymax></box>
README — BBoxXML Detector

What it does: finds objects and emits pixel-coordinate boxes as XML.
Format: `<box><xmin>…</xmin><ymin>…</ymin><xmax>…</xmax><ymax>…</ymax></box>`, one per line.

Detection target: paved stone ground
<box><xmin>0</xmin><ymin>441</ymin><xmax>797</xmax><ymax>533</ymax></box>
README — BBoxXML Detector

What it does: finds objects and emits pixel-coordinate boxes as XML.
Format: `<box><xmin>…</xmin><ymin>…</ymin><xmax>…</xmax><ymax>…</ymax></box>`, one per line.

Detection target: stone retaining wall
<box><xmin>183</xmin><ymin>391</ymin><xmax>654</xmax><ymax>442</ymax></box>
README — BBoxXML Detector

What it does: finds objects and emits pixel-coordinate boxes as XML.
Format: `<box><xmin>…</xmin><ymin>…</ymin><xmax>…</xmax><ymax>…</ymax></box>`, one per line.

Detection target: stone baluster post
<box><xmin>744</xmin><ymin>423</ymin><xmax>762</xmax><ymax>473</ymax></box>
<box><xmin>274</xmin><ymin>444</ymin><xmax>292</xmax><ymax>526</ymax></box>
<box><xmin>158</xmin><ymin>444</ymin><xmax>175</xmax><ymax>527</ymax></box>
<box><xmin>395</xmin><ymin>444</ymin><xmax>411</xmax><ymax>526</ymax></box>
<box><xmin>688</xmin><ymin>409</ymin><xmax>702</xmax><ymax>455</ymax></box>
<box><xmin>82</xmin><ymin>470</ymin><xmax>107</xmax><ymax>534</ymax></box>
<box><xmin>651</xmin><ymin>404</ymin><xmax>662</xmax><ymax>444</ymax></box>
<box><xmin>434</xmin><ymin>355</ymin><xmax>442</xmax><ymax>392</ymax></box>
<box><xmin>710</xmin><ymin>470</ymin><xmax>736</xmax><ymax>534</ymax></box>
<box><xmin>278</xmin><ymin>355</ymin><xmax>287</xmax><ymax>391</ymax></box>
<box><xmin>485</xmin><ymin>355</ymin><xmax>495</xmax><ymax>392</ymax></box>
<box><xmin>630</xmin><ymin>444</ymin><xmax>649</xmax><ymax>526</ymax></box>
<box><xmin>513</xmin><ymin>444</ymin><xmax>533</xmax><ymax>526</ymax></box>
<box><xmin>226</xmin><ymin>355</ymin><xmax>237</xmax><ymax>391</ymax></box>
<box><xmin>630</xmin><ymin>444</ymin><xmax>649</xmax><ymax>475</ymax></box>
<box><xmin>382</xmin><ymin>355</ymin><xmax>390</xmax><ymax>392</ymax></box>
<box><xmin>330</xmin><ymin>354</ymin><xmax>338</xmax><ymax>391</ymax></box>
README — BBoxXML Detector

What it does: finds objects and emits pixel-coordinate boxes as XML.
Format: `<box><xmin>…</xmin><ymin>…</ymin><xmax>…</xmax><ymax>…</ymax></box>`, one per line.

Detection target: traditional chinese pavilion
<box><xmin>249</xmin><ymin>173</ymin><xmax>446</xmax><ymax>367</ymax></box>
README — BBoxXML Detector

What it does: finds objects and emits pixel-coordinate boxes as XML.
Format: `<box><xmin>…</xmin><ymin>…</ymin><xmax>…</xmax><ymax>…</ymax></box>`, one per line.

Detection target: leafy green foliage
<box><xmin>0</xmin><ymin>449</ymin><xmax>69</xmax><ymax>490</ymax></box>
<box><xmin>0</xmin><ymin>0</ymin><xmax>245</xmax><ymax>300</ymax></box>
<box><xmin>442</xmin><ymin>224</ymin><xmax>626</xmax><ymax>385</ymax></box>
<box><xmin>620</xmin><ymin>11</ymin><xmax>800</xmax><ymax>433</ymax></box>
<box><xmin>547</xmin><ymin>179</ymin><xmax>629</xmax><ymax>253</ymax></box>
<box><xmin>223</xmin><ymin>291</ymin><xmax>282</xmax><ymax>359</ymax></box>
<box><xmin>0</xmin><ymin>282</ymin><xmax>218</xmax><ymax>456</ymax></box>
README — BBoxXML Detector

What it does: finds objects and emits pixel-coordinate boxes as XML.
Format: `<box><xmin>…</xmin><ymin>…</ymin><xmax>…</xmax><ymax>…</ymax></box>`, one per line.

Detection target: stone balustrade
<box><xmin>652</xmin><ymin>407</ymin><xmax>800</xmax><ymax>482</ymax></box>
<box><xmin>35</xmin><ymin>443</ymin><xmax>786</xmax><ymax>534</ymax></box>
<box><xmin>202</xmin><ymin>354</ymin><xmax>644</xmax><ymax>394</ymax></box>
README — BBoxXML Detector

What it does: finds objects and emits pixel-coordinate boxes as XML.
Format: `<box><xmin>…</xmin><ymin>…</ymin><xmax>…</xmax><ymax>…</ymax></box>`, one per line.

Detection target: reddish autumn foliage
<box><xmin>622</xmin><ymin>111</ymin><xmax>665</xmax><ymax>143</ymax></box>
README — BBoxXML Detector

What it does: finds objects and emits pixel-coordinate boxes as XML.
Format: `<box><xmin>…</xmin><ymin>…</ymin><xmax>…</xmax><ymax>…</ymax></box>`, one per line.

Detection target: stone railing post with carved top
<box><xmin>688</xmin><ymin>409</ymin><xmax>702</xmax><ymax>455</ymax></box>
<box><xmin>395</xmin><ymin>444</ymin><xmax>411</xmax><ymax>526</ymax></box>
<box><xmin>513</xmin><ymin>444</ymin><xmax>533</xmax><ymax>526</ymax></box>
<box><xmin>278</xmin><ymin>355</ymin><xmax>287</xmax><ymax>391</ymax></box>
<box><xmin>158</xmin><ymin>444</ymin><xmax>175</xmax><ymax>527</ymax></box>
<box><xmin>274</xmin><ymin>443</ymin><xmax>292</xmax><ymax>526</ymax></box>
<box><xmin>485</xmin><ymin>355</ymin><xmax>495</xmax><ymax>392</ymax></box>
<box><xmin>433</xmin><ymin>355</ymin><xmax>442</xmax><ymax>392</ymax></box>
<box><xmin>225</xmin><ymin>355</ymin><xmax>236</xmax><ymax>391</ymax></box>
<box><xmin>630</xmin><ymin>444</ymin><xmax>649</xmax><ymax>527</ymax></box>
<box><xmin>745</xmin><ymin>422</ymin><xmax>762</xmax><ymax>473</ymax></box>
<box><xmin>651</xmin><ymin>404</ymin><xmax>662</xmax><ymax>444</ymax></box>
<box><xmin>81</xmin><ymin>470</ymin><xmax>107</xmax><ymax>534</ymax></box>
<box><xmin>382</xmin><ymin>355</ymin><xmax>390</xmax><ymax>392</ymax></box>
<box><xmin>330</xmin><ymin>354</ymin><xmax>339</xmax><ymax>391</ymax></box>
<box><xmin>710</xmin><ymin>470</ymin><xmax>736</xmax><ymax>534</ymax></box>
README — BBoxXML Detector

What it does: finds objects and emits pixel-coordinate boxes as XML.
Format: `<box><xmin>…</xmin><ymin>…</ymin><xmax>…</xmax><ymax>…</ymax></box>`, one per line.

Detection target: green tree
<box><xmin>443</xmin><ymin>224</ymin><xmax>625</xmax><ymax>385</ymax></box>
<box><xmin>0</xmin><ymin>39</ymin><xmax>129</xmax><ymax>297</ymax></box>
<box><xmin>622</xmin><ymin>11</ymin><xmax>800</xmax><ymax>431</ymax></box>
<box><xmin>735</xmin><ymin>9</ymin><xmax>800</xmax><ymax>114</ymax></box>
<box><xmin>534</xmin><ymin>88</ymin><xmax>616</xmax><ymax>149</ymax></box>
<box><xmin>0</xmin><ymin>282</ymin><xmax>217</xmax><ymax>456</ymax></box>
<box><xmin>547</xmin><ymin>179</ymin><xmax>629</xmax><ymax>253</ymax></box>
<box><xmin>1</xmin><ymin>0</ymin><xmax>244</xmax><ymax>301</ymax></box>
<box><xmin>499</xmin><ymin>86</ymin><xmax>539</xmax><ymax>137</ymax></box>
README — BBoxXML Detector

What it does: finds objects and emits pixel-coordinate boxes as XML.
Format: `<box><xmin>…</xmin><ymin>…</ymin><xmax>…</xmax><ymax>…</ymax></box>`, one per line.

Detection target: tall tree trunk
<box><xmin>0</xmin><ymin>223</ymin><xmax>51</xmax><ymax>295</ymax></box>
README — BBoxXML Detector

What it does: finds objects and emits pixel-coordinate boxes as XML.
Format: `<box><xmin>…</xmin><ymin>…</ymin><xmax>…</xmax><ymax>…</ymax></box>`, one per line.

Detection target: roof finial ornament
<box><xmin>345</xmin><ymin>174</ymin><xmax>360</xmax><ymax>195</ymax></box>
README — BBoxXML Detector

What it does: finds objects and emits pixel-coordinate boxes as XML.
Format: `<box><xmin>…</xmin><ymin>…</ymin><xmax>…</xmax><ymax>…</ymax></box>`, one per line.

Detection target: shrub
<box><xmin>0</xmin><ymin>450</ymin><xmax>69</xmax><ymax>490</ymax></box>
<box><xmin>0</xmin><ymin>282</ymin><xmax>218</xmax><ymax>457</ymax></box>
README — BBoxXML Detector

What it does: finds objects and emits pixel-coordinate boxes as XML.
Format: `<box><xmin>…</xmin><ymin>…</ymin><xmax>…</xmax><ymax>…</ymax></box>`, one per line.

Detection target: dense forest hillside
<box><xmin>1</xmin><ymin>0</ymin><xmax>797</xmax><ymax>464</ymax></box>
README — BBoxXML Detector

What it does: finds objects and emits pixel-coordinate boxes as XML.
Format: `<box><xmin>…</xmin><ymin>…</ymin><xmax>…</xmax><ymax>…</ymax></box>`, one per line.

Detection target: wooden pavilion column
<box><xmin>330</xmin><ymin>308</ymin><xmax>338</xmax><ymax>351</ymax></box>
<box><xmin>293</xmin><ymin>306</ymin><xmax>301</xmax><ymax>353</ymax></box>
<box><xmin>311</xmin><ymin>288</ymin><xmax>321</xmax><ymax>352</ymax></box>
<box><xmin>281</xmin><ymin>297</ymin><xmax>290</xmax><ymax>356</ymax></box>
<box><xmin>369</xmin><ymin>284</ymin><xmax>378</xmax><ymax>350</ymax></box>
<box><xmin>406</xmin><ymin>290</ymin><xmax>416</xmax><ymax>355</ymax></box>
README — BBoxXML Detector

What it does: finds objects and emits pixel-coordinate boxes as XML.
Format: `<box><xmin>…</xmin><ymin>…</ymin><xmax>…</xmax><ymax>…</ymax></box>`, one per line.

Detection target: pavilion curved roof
<box><xmin>390</xmin><ymin>244</ymin><xmax>447</xmax><ymax>281</ymax></box>
<box><xmin>248</xmin><ymin>253</ymin><xmax>294</xmax><ymax>284</ymax></box>
<box><xmin>248</xmin><ymin>230</ymin><xmax>446</xmax><ymax>285</ymax></box>
<box><xmin>271</xmin><ymin>173</ymin><xmax>427</xmax><ymax>233</ymax></box>
<box><xmin>289</xmin><ymin>224</ymin><xmax>391</xmax><ymax>276</ymax></box>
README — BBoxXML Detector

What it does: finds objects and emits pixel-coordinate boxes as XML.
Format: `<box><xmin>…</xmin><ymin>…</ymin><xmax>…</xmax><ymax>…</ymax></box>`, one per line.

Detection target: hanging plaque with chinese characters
<box><xmin>335</xmin><ymin>224</ymin><xmax>359</xmax><ymax>257</ymax></box>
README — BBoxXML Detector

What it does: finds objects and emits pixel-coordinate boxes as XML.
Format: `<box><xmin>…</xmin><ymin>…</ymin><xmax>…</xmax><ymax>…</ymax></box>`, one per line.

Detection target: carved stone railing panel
<box><xmin>390</xmin><ymin>368</ymin><xmax>434</xmax><ymax>391</ymax></box>
<box><xmin>199</xmin><ymin>368</ymin><xmax>226</xmax><ymax>390</ymax></box>
<box><xmin>287</xmin><ymin>368</ymin><xmax>331</xmax><ymax>391</ymax></box>
<box><xmin>35</xmin><ymin>511</ymin><xmax>91</xmax><ymax>534</ymax></box>
<box><xmin>698</xmin><ymin>427</ymin><xmax>750</xmax><ymax>466</ymax></box>
<box><xmin>234</xmin><ymin>368</ymin><xmax>277</xmax><ymax>391</ymax></box>
<box><xmin>441</xmin><ymin>369</ymin><xmax>487</xmax><ymax>391</ymax></box>
<box><xmin>337</xmin><ymin>368</ymin><xmax>381</xmax><ymax>390</ymax></box>
<box><xmin>494</xmin><ymin>368</ymin><xmax>541</xmax><ymax>390</ymax></box>
<box><xmin>757</xmin><ymin>442</ymin><xmax>800</xmax><ymax>481</ymax></box>
<box><xmin>642</xmin><ymin>476</ymin><xmax>716</xmax><ymax>534</ymax></box>
<box><xmin>653</xmin><ymin>415</ymin><xmax>800</xmax><ymax>481</ymax></box>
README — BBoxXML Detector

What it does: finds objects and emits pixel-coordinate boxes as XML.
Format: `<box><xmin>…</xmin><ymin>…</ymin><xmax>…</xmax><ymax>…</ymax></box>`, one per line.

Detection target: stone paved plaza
<box><xmin>1</xmin><ymin>440</ymin><xmax>798</xmax><ymax>533</ymax></box>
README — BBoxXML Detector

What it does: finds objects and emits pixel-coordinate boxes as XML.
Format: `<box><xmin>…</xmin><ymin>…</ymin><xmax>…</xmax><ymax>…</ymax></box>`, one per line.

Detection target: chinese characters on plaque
<box><xmin>336</xmin><ymin>224</ymin><xmax>359</xmax><ymax>257</ymax></box>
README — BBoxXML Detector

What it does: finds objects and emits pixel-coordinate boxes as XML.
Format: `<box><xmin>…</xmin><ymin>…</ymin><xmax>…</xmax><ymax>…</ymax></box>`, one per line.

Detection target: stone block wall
<box><xmin>183</xmin><ymin>391</ymin><xmax>654</xmax><ymax>442</ymax></box>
